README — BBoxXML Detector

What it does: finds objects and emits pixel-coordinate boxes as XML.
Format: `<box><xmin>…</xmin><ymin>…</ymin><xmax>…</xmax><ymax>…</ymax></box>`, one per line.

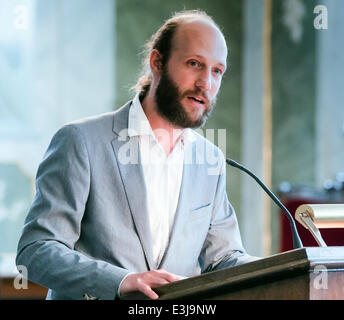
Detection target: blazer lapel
<box><xmin>158</xmin><ymin>143</ymin><xmax>198</xmax><ymax>269</ymax></box>
<box><xmin>111</xmin><ymin>102</ymin><xmax>154</xmax><ymax>270</ymax></box>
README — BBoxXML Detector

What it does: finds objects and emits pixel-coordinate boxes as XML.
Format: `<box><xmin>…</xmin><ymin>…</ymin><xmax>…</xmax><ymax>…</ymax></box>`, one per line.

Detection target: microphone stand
<box><xmin>226</xmin><ymin>158</ymin><xmax>303</xmax><ymax>249</ymax></box>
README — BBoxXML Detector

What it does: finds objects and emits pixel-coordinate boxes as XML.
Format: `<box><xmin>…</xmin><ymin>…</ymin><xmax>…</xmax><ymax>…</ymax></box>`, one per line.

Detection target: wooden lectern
<box><xmin>122</xmin><ymin>247</ymin><xmax>344</xmax><ymax>300</ymax></box>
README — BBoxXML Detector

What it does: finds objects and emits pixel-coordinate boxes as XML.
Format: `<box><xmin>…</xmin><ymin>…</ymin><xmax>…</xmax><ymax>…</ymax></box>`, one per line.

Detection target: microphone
<box><xmin>226</xmin><ymin>158</ymin><xmax>303</xmax><ymax>249</ymax></box>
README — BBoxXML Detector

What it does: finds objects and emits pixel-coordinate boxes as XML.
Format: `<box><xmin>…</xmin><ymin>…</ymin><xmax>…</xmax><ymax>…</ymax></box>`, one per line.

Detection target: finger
<box><xmin>139</xmin><ymin>283</ymin><xmax>159</xmax><ymax>300</ymax></box>
<box><xmin>149</xmin><ymin>278</ymin><xmax>170</xmax><ymax>288</ymax></box>
<box><xmin>154</xmin><ymin>269</ymin><xmax>177</xmax><ymax>277</ymax></box>
<box><xmin>142</xmin><ymin>272</ymin><xmax>170</xmax><ymax>286</ymax></box>
<box><xmin>155</xmin><ymin>270</ymin><xmax>181</xmax><ymax>282</ymax></box>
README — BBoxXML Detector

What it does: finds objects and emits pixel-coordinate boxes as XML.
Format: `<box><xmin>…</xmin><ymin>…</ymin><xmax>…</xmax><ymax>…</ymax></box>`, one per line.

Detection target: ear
<box><xmin>150</xmin><ymin>49</ymin><xmax>163</xmax><ymax>74</ymax></box>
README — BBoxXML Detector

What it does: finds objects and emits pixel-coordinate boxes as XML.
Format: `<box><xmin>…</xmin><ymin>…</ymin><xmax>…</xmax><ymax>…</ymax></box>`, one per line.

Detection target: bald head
<box><xmin>171</xmin><ymin>19</ymin><xmax>228</xmax><ymax>73</ymax></box>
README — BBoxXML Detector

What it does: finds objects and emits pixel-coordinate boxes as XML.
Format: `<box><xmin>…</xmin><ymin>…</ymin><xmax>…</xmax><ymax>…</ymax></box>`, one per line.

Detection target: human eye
<box><xmin>213</xmin><ymin>67</ymin><xmax>223</xmax><ymax>76</ymax></box>
<box><xmin>188</xmin><ymin>60</ymin><xmax>200</xmax><ymax>68</ymax></box>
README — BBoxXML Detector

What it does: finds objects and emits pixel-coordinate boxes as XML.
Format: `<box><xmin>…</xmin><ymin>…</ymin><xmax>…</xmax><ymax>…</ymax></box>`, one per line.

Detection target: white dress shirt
<box><xmin>128</xmin><ymin>94</ymin><xmax>194</xmax><ymax>269</ymax></box>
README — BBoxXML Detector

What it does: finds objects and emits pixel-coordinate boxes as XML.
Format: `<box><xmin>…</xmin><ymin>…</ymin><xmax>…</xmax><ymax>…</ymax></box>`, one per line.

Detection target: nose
<box><xmin>195</xmin><ymin>68</ymin><xmax>212</xmax><ymax>91</ymax></box>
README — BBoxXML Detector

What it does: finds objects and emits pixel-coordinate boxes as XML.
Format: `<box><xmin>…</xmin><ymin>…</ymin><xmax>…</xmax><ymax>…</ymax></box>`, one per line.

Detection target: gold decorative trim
<box><xmin>262</xmin><ymin>0</ymin><xmax>273</xmax><ymax>256</ymax></box>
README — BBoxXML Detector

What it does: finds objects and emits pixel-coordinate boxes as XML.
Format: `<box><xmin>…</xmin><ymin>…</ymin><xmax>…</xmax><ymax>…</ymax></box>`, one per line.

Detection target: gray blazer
<box><xmin>16</xmin><ymin>101</ymin><xmax>251</xmax><ymax>300</ymax></box>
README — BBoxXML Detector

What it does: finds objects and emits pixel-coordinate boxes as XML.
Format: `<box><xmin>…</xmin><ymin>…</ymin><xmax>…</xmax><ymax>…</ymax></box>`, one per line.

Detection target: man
<box><xmin>16</xmin><ymin>10</ymin><xmax>256</xmax><ymax>300</ymax></box>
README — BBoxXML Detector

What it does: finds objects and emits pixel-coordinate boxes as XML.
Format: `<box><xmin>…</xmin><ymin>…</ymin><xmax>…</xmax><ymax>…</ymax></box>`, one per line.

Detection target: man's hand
<box><xmin>119</xmin><ymin>269</ymin><xmax>181</xmax><ymax>299</ymax></box>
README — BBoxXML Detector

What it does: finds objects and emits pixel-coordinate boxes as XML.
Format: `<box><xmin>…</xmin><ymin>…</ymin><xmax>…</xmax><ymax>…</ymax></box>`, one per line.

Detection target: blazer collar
<box><xmin>112</xmin><ymin>101</ymin><xmax>132</xmax><ymax>136</ymax></box>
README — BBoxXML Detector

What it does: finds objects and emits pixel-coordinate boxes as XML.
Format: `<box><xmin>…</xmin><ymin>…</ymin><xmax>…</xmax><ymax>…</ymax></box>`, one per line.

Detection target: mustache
<box><xmin>181</xmin><ymin>90</ymin><xmax>211</xmax><ymax>105</ymax></box>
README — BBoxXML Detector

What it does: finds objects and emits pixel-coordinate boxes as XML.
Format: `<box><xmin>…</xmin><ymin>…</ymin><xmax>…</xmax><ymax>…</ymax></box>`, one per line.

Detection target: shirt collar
<box><xmin>128</xmin><ymin>93</ymin><xmax>153</xmax><ymax>137</ymax></box>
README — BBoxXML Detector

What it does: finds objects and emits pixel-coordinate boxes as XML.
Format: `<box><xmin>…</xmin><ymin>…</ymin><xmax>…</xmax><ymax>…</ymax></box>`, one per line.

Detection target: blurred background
<box><xmin>0</xmin><ymin>0</ymin><xmax>343</xmax><ymax>299</ymax></box>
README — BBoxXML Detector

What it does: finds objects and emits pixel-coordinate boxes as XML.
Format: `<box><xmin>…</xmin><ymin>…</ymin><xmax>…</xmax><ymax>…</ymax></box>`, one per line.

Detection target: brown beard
<box><xmin>155</xmin><ymin>67</ymin><xmax>216</xmax><ymax>128</ymax></box>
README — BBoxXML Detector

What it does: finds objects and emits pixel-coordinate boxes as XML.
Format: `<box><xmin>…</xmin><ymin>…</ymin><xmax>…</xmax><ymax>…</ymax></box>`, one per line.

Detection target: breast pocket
<box><xmin>189</xmin><ymin>202</ymin><xmax>212</xmax><ymax>220</ymax></box>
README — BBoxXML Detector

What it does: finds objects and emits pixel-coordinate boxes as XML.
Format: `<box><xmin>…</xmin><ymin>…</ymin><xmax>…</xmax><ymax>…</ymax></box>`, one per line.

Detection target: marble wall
<box><xmin>270</xmin><ymin>0</ymin><xmax>344</xmax><ymax>254</ymax></box>
<box><xmin>0</xmin><ymin>0</ymin><xmax>115</xmax><ymax>275</ymax></box>
<box><xmin>315</xmin><ymin>0</ymin><xmax>344</xmax><ymax>188</ymax></box>
<box><xmin>270</xmin><ymin>0</ymin><xmax>317</xmax><ymax>254</ymax></box>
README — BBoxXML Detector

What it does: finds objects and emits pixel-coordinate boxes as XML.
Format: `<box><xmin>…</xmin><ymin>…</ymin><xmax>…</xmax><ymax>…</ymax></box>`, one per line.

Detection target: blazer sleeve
<box><xmin>16</xmin><ymin>124</ymin><xmax>130</xmax><ymax>300</ymax></box>
<box><xmin>198</xmin><ymin>153</ymin><xmax>260</xmax><ymax>273</ymax></box>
